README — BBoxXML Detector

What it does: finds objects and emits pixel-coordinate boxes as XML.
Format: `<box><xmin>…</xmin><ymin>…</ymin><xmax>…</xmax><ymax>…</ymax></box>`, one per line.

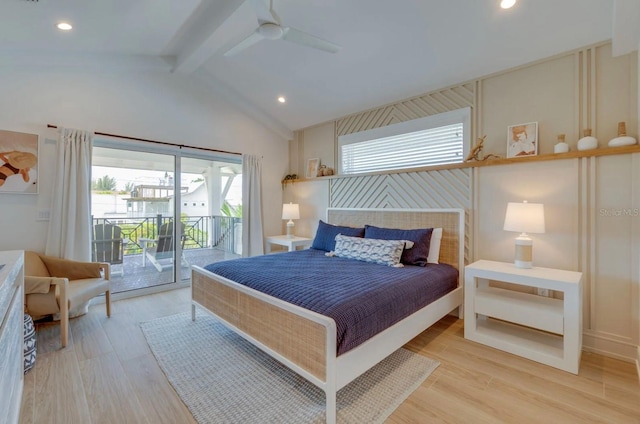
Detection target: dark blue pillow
<box><xmin>364</xmin><ymin>225</ymin><xmax>433</xmax><ymax>266</ymax></box>
<box><xmin>311</xmin><ymin>220</ymin><xmax>364</xmax><ymax>252</ymax></box>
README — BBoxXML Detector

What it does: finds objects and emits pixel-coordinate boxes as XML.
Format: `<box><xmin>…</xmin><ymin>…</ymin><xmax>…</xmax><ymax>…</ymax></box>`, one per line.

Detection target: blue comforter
<box><xmin>204</xmin><ymin>249</ymin><xmax>458</xmax><ymax>355</ymax></box>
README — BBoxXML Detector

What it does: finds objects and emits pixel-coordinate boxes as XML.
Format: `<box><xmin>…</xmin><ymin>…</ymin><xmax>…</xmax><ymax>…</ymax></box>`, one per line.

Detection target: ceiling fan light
<box><xmin>500</xmin><ymin>0</ymin><xmax>516</xmax><ymax>9</ymax></box>
<box><xmin>259</xmin><ymin>23</ymin><xmax>283</xmax><ymax>40</ymax></box>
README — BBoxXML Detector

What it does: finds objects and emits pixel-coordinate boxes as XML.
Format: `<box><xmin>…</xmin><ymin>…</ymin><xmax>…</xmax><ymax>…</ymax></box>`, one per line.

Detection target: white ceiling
<box><xmin>1</xmin><ymin>0</ymin><xmax>638</xmax><ymax>138</ymax></box>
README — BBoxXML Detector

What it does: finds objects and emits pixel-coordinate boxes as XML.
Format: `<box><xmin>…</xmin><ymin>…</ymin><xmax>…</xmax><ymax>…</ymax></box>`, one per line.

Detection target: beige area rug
<box><xmin>141</xmin><ymin>310</ymin><xmax>439</xmax><ymax>424</ymax></box>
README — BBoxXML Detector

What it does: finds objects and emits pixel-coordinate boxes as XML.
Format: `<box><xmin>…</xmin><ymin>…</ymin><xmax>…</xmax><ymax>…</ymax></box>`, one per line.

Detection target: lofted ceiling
<box><xmin>1</xmin><ymin>0</ymin><xmax>638</xmax><ymax>139</ymax></box>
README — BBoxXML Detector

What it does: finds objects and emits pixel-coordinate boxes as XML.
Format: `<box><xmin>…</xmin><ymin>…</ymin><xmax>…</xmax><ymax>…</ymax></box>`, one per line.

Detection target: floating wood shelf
<box><xmin>287</xmin><ymin>144</ymin><xmax>640</xmax><ymax>183</ymax></box>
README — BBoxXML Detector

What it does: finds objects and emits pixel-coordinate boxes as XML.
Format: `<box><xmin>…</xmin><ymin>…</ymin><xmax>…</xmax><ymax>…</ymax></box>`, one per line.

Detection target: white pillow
<box><xmin>427</xmin><ymin>228</ymin><xmax>442</xmax><ymax>264</ymax></box>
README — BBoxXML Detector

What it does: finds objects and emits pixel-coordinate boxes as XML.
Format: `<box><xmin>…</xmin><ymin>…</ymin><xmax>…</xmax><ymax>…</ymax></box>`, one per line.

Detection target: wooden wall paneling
<box><xmin>331</xmin><ymin>170</ymin><xmax>471</xmax><ymax>209</ymax></box>
<box><xmin>595</xmin><ymin>44</ymin><xmax>638</xmax><ymax>142</ymax></box>
<box><xmin>631</xmin><ymin>153</ymin><xmax>640</xmax><ymax>364</ymax></box>
<box><xmin>330</xmin><ymin>169</ymin><xmax>472</xmax><ymax>262</ymax></box>
<box><xmin>480</xmin><ymin>53</ymin><xmax>577</xmax><ymax>156</ymax></box>
<box><xmin>336</xmin><ymin>83</ymin><xmax>476</xmax><ymax>137</ymax></box>
<box><xmin>586</xmin><ymin>154</ymin><xmax>636</xmax><ymax>361</ymax></box>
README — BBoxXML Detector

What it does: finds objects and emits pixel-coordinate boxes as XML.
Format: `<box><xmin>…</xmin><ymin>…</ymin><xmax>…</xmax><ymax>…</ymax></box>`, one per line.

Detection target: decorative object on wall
<box><xmin>507</xmin><ymin>122</ymin><xmax>538</xmax><ymax>158</ymax></box>
<box><xmin>0</xmin><ymin>129</ymin><xmax>39</xmax><ymax>194</ymax></box>
<box><xmin>577</xmin><ymin>129</ymin><xmax>598</xmax><ymax>151</ymax></box>
<box><xmin>282</xmin><ymin>202</ymin><xmax>300</xmax><ymax>238</ymax></box>
<box><xmin>306</xmin><ymin>158</ymin><xmax>320</xmax><ymax>178</ymax></box>
<box><xmin>608</xmin><ymin>122</ymin><xmax>637</xmax><ymax>147</ymax></box>
<box><xmin>281</xmin><ymin>174</ymin><xmax>297</xmax><ymax>189</ymax></box>
<box><xmin>503</xmin><ymin>201</ymin><xmax>545</xmax><ymax>269</ymax></box>
<box><xmin>553</xmin><ymin>133</ymin><xmax>570</xmax><ymax>153</ymax></box>
<box><xmin>319</xmin><ymin>165</ymin><xmax>334</xmax><ymax>176</ymax></box>
<box><xmin>465</xmin><ymin>135</ymin><xmax>502</xmax><ymax>162</ymax></box>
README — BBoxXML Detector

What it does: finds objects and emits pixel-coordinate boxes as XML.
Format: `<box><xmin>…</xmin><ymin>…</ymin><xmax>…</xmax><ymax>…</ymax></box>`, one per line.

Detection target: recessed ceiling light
<box><xmin>56</xmin><ymin>22</ymin><xmax>73</xmax><ymax>31</ymax></box>
<box><xmin>500</xmin><ymin>0</ymin><xmax>516</xmax><ymax>9</ymax></box>
<box><xmin>277</xmin><ymin>96</ymin><xmax>286</xmax><ymax>103</ymax></box>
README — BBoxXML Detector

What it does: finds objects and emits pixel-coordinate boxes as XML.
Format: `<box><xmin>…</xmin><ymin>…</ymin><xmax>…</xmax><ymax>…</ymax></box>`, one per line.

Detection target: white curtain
<box><xmin>45</xmin><ymin>128</ymin><xmax>93</xmax><ymax>261</ymax></box>
<box><xmin>241</xmin><ymin>154</ymin><xmax>264</xmax><ymax>257</ymax></box>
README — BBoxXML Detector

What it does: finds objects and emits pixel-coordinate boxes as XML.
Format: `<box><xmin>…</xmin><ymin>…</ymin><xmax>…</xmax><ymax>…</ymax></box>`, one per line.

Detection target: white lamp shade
<box><xmin>282</xmin><ymin>203</ymin><xmax>300</xmax><ymax>220</ymax></box>
<box><xmin>503</xmin><ymin>201</ymin><xmax>545</xmax><ymax>234</ymax></box>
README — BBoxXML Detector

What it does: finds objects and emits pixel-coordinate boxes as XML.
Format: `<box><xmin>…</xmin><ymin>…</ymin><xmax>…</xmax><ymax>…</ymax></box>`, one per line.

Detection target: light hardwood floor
<box><xmin>20</xmin><ymin>288</ymin><xmax>640</xmax><ymax>424</ymax></box>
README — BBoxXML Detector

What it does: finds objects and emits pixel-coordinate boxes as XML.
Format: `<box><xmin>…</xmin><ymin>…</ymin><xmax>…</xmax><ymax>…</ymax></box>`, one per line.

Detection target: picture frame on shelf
<box><xmin>0</xmin><ymin>129</ymin><xmax>39</xmax><ymax>194</ymax></box>
<box><xmin>306</xmin><ymin>158</ymin><xmax>320</xmax><ymax>178</ymax></box>
<box><xmin>507</xmin><ymin>122</ymin><xmax>538</xmax><ymax>158</ymax></box>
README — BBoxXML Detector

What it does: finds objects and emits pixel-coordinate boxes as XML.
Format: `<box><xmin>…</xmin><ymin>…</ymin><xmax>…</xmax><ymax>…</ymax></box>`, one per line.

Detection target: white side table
<box><xmin>464</xmin><ymin>260</ymin><xmax>582</xmax><ymax>374</ymax></box>
<box><xmin>265</xmin><ymin>235</ymin><xmax>313</xmax><ymax>252</ymax></box>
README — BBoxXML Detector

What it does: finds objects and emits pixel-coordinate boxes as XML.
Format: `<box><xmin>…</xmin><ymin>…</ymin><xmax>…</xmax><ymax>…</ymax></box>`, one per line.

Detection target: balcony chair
<box><xmin>92</xmin><ymin>223</ymin><xmax>125</xmax><ymax>276</ymax></box>
<box><xmin>24</xmin><ymin>251</ymin><xmax>111</xmax><ymax>348</ymax></box>
<box><xmin>144</xmin><ymin>221</ymin><xmax>189</xmax><ymax>272</ymax></box>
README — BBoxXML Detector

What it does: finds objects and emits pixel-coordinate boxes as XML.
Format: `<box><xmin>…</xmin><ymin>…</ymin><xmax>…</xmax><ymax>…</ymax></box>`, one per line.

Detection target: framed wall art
<box><xmin>306</xmin><ymin>158</ymin><xmax>320</xmax><ymax>178</ymax></box>
<box><xmin>0</xmin><ymin>129</ymin><xmax>39</xmax><ymax>194</ymax></box>
<box><xmin>507</xmin><ymin>122</ymin><xmax>538</xmax><ymax>158</ymax></box>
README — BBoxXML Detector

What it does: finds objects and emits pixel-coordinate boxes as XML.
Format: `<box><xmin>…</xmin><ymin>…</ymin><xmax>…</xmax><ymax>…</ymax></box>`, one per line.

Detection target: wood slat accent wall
<box><xmin>330</xmin><ymin>170</ymin><xmax>472</xmax><ymax>264</ymax></box>
<box><xmin>332</xmin><ymin>83</ymin><xmax>476</xmax><ymax>261</ymax></box>
<box><xmin>336</xmin><ymin>83</ymin><xmax>476</xmax><ymax>137</ymax></box>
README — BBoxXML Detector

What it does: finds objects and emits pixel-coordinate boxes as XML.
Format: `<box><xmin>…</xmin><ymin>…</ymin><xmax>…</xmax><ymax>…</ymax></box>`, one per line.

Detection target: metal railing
<box><xmin>92</xmin><ymin>214</ymin><xmax>241</xmax><ymax>255</ymax></box>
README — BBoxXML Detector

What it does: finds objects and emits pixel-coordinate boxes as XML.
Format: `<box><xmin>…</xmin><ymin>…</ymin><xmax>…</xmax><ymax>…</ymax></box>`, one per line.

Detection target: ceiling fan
<box><xmin>224</xmin><ymin>0</ymin><xmax>341</xmax><ymax>57</ymax></box>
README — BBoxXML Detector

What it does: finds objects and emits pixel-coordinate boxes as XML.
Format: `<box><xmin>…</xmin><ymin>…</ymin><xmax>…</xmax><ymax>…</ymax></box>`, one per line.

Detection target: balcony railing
<box><xmin>92</xmin><ymin>214</ymin><xmax>241</xmax><ymax>255</ymax></box>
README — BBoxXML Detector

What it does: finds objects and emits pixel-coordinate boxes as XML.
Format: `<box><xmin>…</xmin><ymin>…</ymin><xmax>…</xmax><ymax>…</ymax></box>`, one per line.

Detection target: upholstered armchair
<box><xmin>24</xmin><ymin>251</ymin><xmax>111</xmax><ymax>347</ymax></box>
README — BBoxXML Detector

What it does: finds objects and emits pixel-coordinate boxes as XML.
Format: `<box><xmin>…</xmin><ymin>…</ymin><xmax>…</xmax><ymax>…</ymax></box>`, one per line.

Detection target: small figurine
<box><xmin>465</xmin><ymin>136</ymin><xmax>501</xmax><ymax>162</ymax></box>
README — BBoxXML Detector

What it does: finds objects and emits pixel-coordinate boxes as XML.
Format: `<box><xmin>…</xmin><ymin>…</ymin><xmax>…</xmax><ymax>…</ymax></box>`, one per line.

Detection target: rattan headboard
<box><xmin>327</xmin><ymin>208</ymin><xmax>464</xmax><ymax>272</ymax></box>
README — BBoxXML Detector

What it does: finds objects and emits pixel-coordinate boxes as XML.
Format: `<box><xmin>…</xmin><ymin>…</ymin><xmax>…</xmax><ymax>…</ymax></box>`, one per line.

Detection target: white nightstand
<box><xmin>464</xmin><ymin>260</ymin><xmax>582</xmax><ymax>374</ymax></box>
<box><xmin>265</xmin><ymin>235</ymin><xmax>313</xmax><ymax>252</ymax></box>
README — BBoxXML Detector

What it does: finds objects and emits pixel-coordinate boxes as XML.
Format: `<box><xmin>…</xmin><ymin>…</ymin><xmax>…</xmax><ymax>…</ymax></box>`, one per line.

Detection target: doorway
<box><xmin>91</xmin><ymin>143</ymin><xmax>242</xmax><ymax>295</ymax></box>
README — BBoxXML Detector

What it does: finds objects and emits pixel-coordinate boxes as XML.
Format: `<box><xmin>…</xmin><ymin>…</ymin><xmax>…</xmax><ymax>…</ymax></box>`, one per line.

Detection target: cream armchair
<box><xmin>24</xmin><ymin>251</ymin><xmax>111</xmax><ymax>347</ymax></box>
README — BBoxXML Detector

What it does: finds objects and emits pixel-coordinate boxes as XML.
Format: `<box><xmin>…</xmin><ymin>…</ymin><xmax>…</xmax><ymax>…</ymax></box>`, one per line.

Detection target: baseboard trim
<box><xmin>582</xmin><ymin>332</ymin><xmax>636</xmax><ymax>363</ymax></box>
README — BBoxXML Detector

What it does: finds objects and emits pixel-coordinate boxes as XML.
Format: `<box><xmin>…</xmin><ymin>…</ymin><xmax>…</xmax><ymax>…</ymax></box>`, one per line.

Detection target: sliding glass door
<box><xmin>91</xmin><ymin>141</ymin><xmax>241</xmax><ymax>296</ymax></box>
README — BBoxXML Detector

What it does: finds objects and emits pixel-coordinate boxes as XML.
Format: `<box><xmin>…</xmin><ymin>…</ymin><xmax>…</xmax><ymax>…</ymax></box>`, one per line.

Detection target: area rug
<box><xmin>141</xmin><ymin>310</ymin><xmax>439</xmax><ymax>424</ymax></box>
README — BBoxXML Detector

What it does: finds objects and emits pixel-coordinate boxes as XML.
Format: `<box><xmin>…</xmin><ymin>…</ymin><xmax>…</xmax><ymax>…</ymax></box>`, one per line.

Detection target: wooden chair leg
<box><xmin>105</xmin><ymin>290</ymin><xmax>111</xmax><ymax>317</ymax></box>
<box><xmin>60</xmin><ymin>287</ymin><xmax>69</xmax><ymax>348</ymax></box>
<box><xmin>60</xmin><ymin>307</ymin><xmax>69</xmax><ymax>348</ymax></box>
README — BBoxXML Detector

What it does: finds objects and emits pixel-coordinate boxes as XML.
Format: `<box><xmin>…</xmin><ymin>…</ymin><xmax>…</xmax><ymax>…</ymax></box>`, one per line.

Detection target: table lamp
<box><xmin>282</xmin><ymin>202</ymin><xmax>300</xmax><ymax>238</ymax></box>
<box><xmin>503</xmin><ymin>201</ymin><xmax>545</xmax><ymax>268</ymax></box>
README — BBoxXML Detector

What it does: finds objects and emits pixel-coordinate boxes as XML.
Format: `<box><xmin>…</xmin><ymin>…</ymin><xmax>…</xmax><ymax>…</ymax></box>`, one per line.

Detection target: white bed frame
<box><xmin>191</xmin><ymin>208</ymin><xmax>465</xmax><ymax>423</ymax></box>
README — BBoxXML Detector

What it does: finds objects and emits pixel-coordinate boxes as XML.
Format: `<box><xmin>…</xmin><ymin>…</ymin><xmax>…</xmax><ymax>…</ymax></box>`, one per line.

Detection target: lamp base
<box><xmin>286</xmin><ymin>220</ymin><xmax>295</xmax><ymax>238</ymax></box>
<box><xmin>514</xmin><ymin>234</ymin><xmax>533</xmax><ymax>269</ymax></box>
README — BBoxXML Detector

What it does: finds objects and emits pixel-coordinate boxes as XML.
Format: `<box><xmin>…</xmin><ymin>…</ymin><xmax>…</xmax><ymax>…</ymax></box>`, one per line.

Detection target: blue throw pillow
<box><xmin>311</xmin><ymin>220</ymin><xmax>364</xmax><ymax>252</ymax></box>
<box><xmin>364</xmin><ymin>225</ymin><xmax>433</xmax><ymax>266</ymax></box>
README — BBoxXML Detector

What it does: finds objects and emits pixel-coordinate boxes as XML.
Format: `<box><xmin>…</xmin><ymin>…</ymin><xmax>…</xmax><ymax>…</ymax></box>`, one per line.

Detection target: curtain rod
<box><xmin>47</xmin><ymin>124</ymin><xmax>242</xmax><ymax>156</ymax></box>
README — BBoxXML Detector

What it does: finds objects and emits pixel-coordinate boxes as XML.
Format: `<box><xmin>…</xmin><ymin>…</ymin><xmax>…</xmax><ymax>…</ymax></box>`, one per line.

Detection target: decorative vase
<box><xmin>553</xmin><ymin>133</ymin><xmax>569</xmax><ymax>153</ymax></box>
<box><xmin>577</xmin><ymin>129</ymin><xmax>598</xmax><ymax>151</ymax></box>
<box><xmin>608</xmin><ymin>122</ymin><xmax>637</xmax><ymax>147</ymax></box>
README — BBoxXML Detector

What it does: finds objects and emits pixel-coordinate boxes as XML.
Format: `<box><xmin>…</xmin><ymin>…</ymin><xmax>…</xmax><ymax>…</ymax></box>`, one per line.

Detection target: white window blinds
<box><xmin>338</xmin><ymin>107</ymin><xmax>470</xmax><ymax>175</ymax></box>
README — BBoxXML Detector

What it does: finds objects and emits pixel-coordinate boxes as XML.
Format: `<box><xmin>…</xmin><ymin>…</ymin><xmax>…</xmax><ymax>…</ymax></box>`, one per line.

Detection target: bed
<box><xmin>191</xmin><ymin>208</ymin><xmax>465</xmax><ymax>423</ymax></box>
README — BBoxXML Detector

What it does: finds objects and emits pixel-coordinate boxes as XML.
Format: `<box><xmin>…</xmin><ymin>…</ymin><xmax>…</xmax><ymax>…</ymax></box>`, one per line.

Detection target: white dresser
<box><xmin>0</xmin><ymin>250</ymin><xmax>25</xmax><ymax>424</ymax></box>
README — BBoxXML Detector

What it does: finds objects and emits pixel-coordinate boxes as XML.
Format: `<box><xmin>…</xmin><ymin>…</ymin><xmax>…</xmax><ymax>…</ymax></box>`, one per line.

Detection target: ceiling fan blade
<box><xmin>281</xmin><ymin>27</ymin><xmax>341</xmax><ymax>53</ymax></box>
<box><xmin>249</xmin><ymin>0</ymin><xmax>279</xmax><ymax>24</ymax></box>
<box><xmin>224</xmin><ymin>30</ymin><xmax>265</xmax><ymax>57</ymax></box>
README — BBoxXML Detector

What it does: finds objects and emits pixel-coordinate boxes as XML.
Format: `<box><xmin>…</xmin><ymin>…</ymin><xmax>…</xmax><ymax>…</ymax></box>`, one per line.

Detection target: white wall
<box><xmin>0</xmin><ymin>69</ymin><xmax>288</xmax><ymax>253</ymax></box>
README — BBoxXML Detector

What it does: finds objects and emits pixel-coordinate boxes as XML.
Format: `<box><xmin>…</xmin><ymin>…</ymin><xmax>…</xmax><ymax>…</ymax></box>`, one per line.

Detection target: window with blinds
<box><xmin>338</xmin><ymin>107</ymin><xmax>470</xmax><ymax>175</ymax></box>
